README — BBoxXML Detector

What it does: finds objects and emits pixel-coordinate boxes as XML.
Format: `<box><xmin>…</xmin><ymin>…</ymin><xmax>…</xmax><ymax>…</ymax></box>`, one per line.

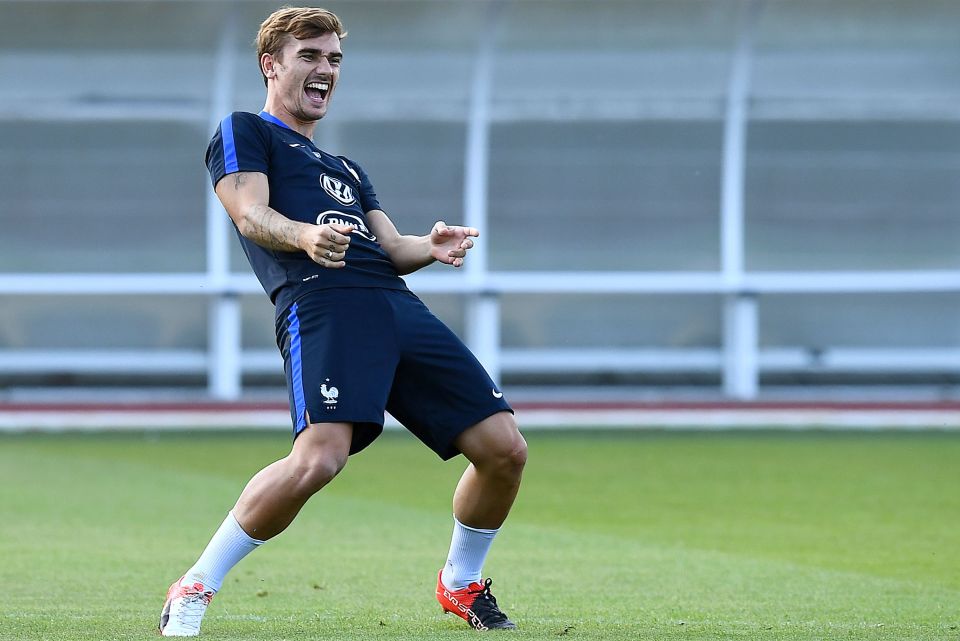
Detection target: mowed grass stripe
<box><xmin>0</xmin><ymin>430</ymin><xmax>957</xmax><ymax>640</ymax></box>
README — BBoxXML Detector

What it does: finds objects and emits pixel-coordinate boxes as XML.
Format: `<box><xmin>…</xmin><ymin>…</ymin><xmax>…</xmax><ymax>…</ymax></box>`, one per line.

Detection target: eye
<box><xmin>299</xmin><ymin>53</ymin><xmax>314</xmax><ymax>61</ymax></box>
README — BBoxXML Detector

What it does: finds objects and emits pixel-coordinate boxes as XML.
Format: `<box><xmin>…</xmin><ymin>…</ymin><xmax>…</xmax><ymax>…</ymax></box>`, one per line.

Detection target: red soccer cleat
<box><xmin>158</xmin><ymin>577</ymin><xmax>215</xmax><ymax>637</ymax></box>
<box><xmin>435</xmin><ymin>570</ymin><xmax>517</xmax><ymax>631</ymax></box>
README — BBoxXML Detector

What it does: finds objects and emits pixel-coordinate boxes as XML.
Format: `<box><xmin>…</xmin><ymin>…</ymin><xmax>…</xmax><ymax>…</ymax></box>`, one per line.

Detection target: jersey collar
<box><xmin>258</xmin><ymin>110</ymin><xmax>292</xmax><ymax>130</ymax></box>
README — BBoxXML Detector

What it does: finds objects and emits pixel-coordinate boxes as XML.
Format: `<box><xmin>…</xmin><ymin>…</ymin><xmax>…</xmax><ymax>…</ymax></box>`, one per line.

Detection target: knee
<box><xmin>290</xmin><ymin>452</ymin><xmax>347</xmax><ymax>497</ymax></box>
<box><xmin>504</xmin><ymin>433</ymin><xmax>528</xmax><ymax>473</ymax></box>
<box><xmin>488</xmin><ymin>428</ymin><xmax>528</xmax><ymax>480</ymax></box>
<box><xmin>461</xmin><ymin>413</ymin><xmax>528</xmax><ymax>478</ymax></box>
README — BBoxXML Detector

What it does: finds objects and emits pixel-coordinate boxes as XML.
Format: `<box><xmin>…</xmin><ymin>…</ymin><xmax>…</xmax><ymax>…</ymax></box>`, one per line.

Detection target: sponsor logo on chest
<box><xmin>317</xmin><ymin>210</ymin><xmax>377</xmax><ymax>242</ymax></box>
<box><xmin>320</xmin><ymin>173</ymin><xmax>356</xmax><ymax>206</ymax></box>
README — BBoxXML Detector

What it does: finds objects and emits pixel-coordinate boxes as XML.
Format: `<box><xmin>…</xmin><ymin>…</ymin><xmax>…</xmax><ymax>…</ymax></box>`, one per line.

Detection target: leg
<box><xmin>184</xmin><ymin>421</ymin><xmax>352</xmax><ymax>586</ymax></box>
<box><xmin>439</xmin><ymin>411</ymin><xmax>526</xmax><ymax>584</ymax></box>
<box><xmin>373</xmin><ymin>291</ymin><xmax>523</xmax><ymax>627</ymax></box>
<box><xmin>435</xmin><ymin>412</ymin><xmax>525</xmax><ymax>630</ymax></box>
<box><xmin>233</xmin><ymin>421</ymin><xmax>353</xmax><ymax>540</ymax></box>
<box><xmin>159</xmin><ymin>422</ymin><xmax>352</xmax><ymax>636</ymax></box>
<box><xmin>452</xmin><ymin>411</ymin><xmax>527</xmax><ymax>529</ymax></box>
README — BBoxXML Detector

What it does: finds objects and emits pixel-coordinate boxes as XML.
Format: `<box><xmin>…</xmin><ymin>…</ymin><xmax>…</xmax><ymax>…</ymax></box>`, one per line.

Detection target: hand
<box><xmin>299</xmin><ymin>223</ymin><xmax>353</xmax><ymax>268</ymax></box>
<box><xmin>429</xmin><ymin>221</ymin><xmax>479</xmax><ymax>268</ymax></box>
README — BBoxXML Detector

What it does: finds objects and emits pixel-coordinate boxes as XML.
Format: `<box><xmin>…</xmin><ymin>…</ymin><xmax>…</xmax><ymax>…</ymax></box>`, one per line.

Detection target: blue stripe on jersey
<box><xmin>259</xmin><ymin>110</ymin><xmax>292</xmax><ymax>130</ymax></box>
<box><xmin>287</xmin><ymin>303</ymin><xmax>308</xmax><ymax>433</ymax></box>
<box><xmin>220</xmin><ymin>114</ymin><xmax>239</xmax><ymax>174</ymax></box>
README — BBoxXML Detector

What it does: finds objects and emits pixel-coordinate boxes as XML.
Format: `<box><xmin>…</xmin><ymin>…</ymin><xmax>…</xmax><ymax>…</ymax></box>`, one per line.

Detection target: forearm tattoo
<box><xmin>245</xmin><ymin>205</ymin><xmax>301</xmax><ymax>251</ymax></box>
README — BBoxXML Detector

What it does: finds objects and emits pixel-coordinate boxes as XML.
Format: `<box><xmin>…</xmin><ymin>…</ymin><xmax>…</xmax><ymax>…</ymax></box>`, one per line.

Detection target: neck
<box><xmin>260</xmin><ymin>100</ymin><xmax>317</xmax><ymax>139</ymax></box>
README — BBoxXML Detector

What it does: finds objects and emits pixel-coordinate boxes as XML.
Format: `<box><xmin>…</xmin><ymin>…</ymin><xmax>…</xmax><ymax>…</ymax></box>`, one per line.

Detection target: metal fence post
<box><xmin>463</xmin><ymin>1</ymin><xmax>504</xmax><ymax>382</ymax></box>
<box><xmin>721</xmin><ymin>0</ymin><xmax>763</xmax><ymax>399</ymax></box>
<box><xmin>206</xmin><ymin>5</ymin><xmax>242</xmax><ymax>399</ymax></box>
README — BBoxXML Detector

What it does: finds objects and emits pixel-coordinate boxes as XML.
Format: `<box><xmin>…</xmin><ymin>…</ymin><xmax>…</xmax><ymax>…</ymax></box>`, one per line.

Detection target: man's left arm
<box><xmin>366</xmin><ymin>209</ymin><xmax>478</xmax><ymax>276</ymax></box>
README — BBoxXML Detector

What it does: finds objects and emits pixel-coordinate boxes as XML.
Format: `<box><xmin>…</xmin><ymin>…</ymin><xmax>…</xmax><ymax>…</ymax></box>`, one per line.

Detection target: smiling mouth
<box><xmin>305</xmin><ymin>81</ymin><xmax>330</xmax><ymax>104</ymax></box>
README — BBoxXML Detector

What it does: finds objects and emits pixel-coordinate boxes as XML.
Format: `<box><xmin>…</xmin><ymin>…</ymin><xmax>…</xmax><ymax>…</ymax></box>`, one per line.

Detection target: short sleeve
<box><xmin>205</xmin><ymin>112</ymin><xmax>270</xmax><ymax>188</ymax></box>
<box><xmin>338</xmin><ymin>156</ymin><xmax>382</xmax><ymax>213</ymax></box>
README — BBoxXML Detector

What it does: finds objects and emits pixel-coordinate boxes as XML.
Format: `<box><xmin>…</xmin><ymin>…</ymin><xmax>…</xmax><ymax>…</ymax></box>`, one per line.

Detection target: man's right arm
<box><xmin>214</xmin><ymin>171</ymin><xmax>352</xmax><ymax>268</ymax></box>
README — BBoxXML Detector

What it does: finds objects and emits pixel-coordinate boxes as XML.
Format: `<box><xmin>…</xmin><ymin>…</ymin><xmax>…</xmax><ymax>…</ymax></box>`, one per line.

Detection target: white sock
<box><xmin>440</xmin><ymin>516</ymin><xmax>499</xmax><ymax>591</ymax></box>
<box><xmin>182</xmin><ymin>511</ymin><xmax>264</xmax><ymax>592</ymax></box>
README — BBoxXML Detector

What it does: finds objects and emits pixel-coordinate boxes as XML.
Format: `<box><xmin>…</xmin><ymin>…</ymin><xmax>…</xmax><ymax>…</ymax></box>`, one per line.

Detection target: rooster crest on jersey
<box><xmin>321</xmin><ymin>379</ymin><xmax>339</xmax><ymax>406</ymax></box>
<box><xmin>320</xmin><ymin>174</ymin><xmax>356</xmax><ymax>205</ymax></box>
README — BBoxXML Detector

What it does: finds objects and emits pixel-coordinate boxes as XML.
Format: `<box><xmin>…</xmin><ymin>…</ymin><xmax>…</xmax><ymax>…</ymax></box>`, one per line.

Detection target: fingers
<box><xmin>430</xmin><ymin>232</ymin><xmax>476</xmax><ymax>269</ymax></box>
<box><xmin>320</xmin><ymin>224</ymin><xmax>351</xmax><ymax>247</ymax></box>
<box><xmin>316</xmin><ymin>243</ymin><xmax>347</xmax><ymax>267</ymax></box>
<box><xmin>305</xmin><ymin>224</ymin><xmax>352</xmax><ymax>268</ymax></box>
<box><xmin>325</xmin><ymin>225</ymin><xmax>353</xmax><ymax>245</ymax></box>
<box><xmin>433</xmin><ymin>221</ymin><xmax>480</xmax><ymax>239</ymax></box>
<box><xmin>322</xmin><ymin>249</ymin><xmax>347</xmax><ymax>262</ymax></box>
<box><xmin>313</xmin><ymin>251</ymin><xmax>346</xmax><ymax>268</ymax></box>
<box><xmin>441</xmin><ymin>246</ymin><xmax>469</xmax><ymax>268</ymax></box>
<box><xmin>321</xmin><ymin>258</ymin><xmax>345</xmax><ymax>269</ymax></box>
<box><xmin>432</xmin><ymin>221</ymin><xmax>452</xmax><ymax>240</ymax></box>
<box><xmin>447</xmin><ymin>238</ymin><xmax>473</xmax><ymax>258</ymax></box>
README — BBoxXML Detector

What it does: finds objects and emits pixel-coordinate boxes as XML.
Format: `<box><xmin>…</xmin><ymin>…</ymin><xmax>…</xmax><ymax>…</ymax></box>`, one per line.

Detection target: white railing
<box><xmin>1</xmin><ymin>269</ymin><xmax>959</xmax><ymax>400</ymax></box>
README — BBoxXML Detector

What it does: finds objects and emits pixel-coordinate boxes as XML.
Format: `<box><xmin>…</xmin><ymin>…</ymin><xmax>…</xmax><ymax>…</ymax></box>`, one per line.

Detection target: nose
<box><xmin>315</xmin><ymin>57</ymin><xmax>333</xmax><ymax>74</ymax></box>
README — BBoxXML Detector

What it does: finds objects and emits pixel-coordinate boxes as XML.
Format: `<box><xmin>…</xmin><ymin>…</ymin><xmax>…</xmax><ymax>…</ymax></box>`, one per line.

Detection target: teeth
<box><xmin>306</xmin><ymin>82</ymin><xmax>329</xmax><ymax>91</ymax></box>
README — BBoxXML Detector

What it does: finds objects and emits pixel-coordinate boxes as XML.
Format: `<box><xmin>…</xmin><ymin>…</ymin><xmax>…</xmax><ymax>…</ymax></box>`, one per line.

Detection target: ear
<box><xmin>261</xmin><ymin>53</ymin><xmax>278</xmax><ymax>80</ymax></box>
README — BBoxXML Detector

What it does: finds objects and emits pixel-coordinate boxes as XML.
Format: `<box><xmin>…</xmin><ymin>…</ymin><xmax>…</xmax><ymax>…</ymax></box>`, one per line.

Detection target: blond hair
<box><xmin>256</xmin><ymin>6</ymin><xmax>347</xmax><ymax>86</ymax></box>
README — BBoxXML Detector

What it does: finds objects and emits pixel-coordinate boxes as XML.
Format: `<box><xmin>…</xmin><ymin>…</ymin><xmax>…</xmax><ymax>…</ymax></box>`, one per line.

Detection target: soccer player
<box><xmin>157</xmin><ymin>6</ymin><xmax>526</xmax><ymax>637</ymax></box>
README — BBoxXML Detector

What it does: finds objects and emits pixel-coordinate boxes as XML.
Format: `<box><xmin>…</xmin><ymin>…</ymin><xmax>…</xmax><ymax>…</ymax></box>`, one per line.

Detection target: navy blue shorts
<box><xmin>275</xmin><ymin>288</ymin><xmax>512</xmax><ymax>459</ymax></box>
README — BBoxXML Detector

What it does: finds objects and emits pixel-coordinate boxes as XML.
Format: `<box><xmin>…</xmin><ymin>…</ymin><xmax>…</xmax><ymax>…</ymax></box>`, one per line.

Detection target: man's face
<box><xmin>267</xmin><ymin>32</ymin><xmax>342</xmax><ymax>122</ymax></box>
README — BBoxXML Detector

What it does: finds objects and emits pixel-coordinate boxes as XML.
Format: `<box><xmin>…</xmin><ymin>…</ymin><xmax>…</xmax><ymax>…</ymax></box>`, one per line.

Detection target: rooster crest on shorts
<box><xmin>321</xmin><ymin>379</ymin><xmax>339</xmax><ymax>406</ymax></box>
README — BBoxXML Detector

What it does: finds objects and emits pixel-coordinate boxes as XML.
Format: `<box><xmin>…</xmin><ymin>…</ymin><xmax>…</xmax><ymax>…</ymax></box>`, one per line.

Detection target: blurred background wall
<box><xmin>0</xmin><ymin>0</ymin><xmax>958</xmax><ymax>400</ymax></box>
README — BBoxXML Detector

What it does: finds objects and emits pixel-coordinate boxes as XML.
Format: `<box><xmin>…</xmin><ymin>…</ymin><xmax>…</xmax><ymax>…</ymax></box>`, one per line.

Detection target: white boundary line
<box><xmin>514</xmin><ymin>410</ymin><xmax>960</xmax><ymax>430</ymax></box>
<box><xmin>0</xmin><ymin>409</ymin><xmax>958</xmax><ymax>432</ymax></box>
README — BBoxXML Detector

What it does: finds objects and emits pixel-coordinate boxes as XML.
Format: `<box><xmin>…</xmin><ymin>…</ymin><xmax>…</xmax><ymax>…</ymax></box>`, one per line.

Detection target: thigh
<box><xmin>384</xmin><ymin>291</ymin><xmax>512</xmax><ymax>460</ymax></box>
<box><xmin>277</xmin><ymin>289</ymin><xmax>399</xmax><ymax>454</ymax></box>
<box><xmin>453</xmin><ymin>411</ymin><xmax>525</xmax><ymax>468</ymax></box>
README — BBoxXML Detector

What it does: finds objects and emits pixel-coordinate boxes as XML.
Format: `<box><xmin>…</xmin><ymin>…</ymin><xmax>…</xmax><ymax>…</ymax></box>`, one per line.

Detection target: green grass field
<box><xmin>1</xmin><ymin>429</ymin><xmax>958</xmax><ymax>641</ymax></box>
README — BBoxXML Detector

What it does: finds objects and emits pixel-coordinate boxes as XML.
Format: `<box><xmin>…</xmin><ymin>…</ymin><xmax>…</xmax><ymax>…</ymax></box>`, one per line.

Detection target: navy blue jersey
<box><xmin>205</xmin><ymin>111</ymin><xmax>408</xmax><ymax>312</ymax></box>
